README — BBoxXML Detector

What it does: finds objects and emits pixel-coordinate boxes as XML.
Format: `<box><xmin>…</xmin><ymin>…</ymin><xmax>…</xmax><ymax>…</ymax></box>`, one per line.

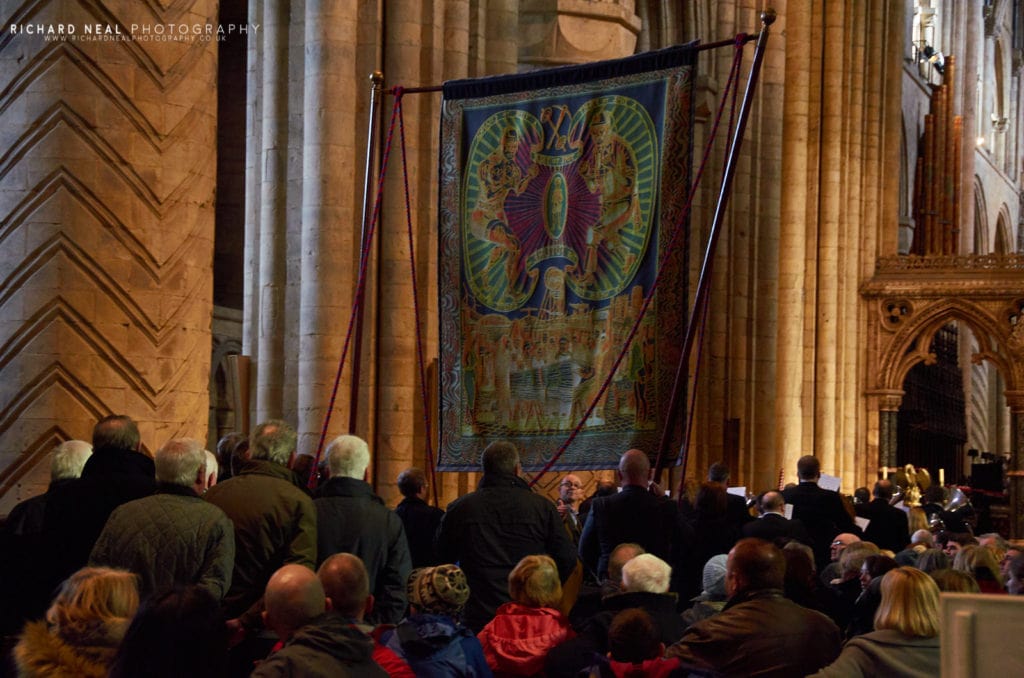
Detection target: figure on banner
<box><xmin>472</xmin><ymin>126</ymin><xmax>539</xmax><ymax>286</ymax></box>
<box><xmin>577</xmin><ymin>110</ymin><xmax>640</xmax><ymax>289</ymax></box>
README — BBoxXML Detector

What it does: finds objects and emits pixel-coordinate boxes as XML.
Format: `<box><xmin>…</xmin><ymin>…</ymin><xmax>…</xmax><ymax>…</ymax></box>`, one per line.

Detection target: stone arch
<box><xmin>878</xmin><ymin>299</ymin><xmax>1018</xmax><ymax>395</ymax></box>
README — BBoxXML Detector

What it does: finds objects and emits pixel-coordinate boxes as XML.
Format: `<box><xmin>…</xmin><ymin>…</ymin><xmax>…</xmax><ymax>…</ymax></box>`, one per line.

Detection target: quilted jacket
<box><xmin>89</xmin><ymin>483</ymin><xmax>235</xmax><ymax>601</ymax></box>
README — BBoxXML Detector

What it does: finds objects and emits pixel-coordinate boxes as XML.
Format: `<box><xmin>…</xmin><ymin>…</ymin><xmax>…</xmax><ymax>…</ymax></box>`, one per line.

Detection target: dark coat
<box><xmin>857</xmin><ymin>498</ymin><xmax>910</xmax><ymax>553</ymax></box>
<box><xmin>204</xmin><ymin>459</ymin><xmax>317</xmax><ymax>625</ymax></box>
<box><xmin>578</xmin><ymin>485</ymin><xmax>691</xmax><ymax>583</ymax></box>
<box><xmin>315</xmin><ymin>477</ymin><xmax>412</xmax><ymax>624</ymax></box>
<box><xmin>14</xmin><ymin>446</ymin><xmax>157</xmax><ymax>629</ymax></box>
<box><xmin>88</xmin><ymin>484</ymin><xmax>235</xmax><ymax>601</ymax></box>
<box><xmin>250</xmin><ymin>613</ymin><xmax>388</xmax><ymax>678</ymax></box>
<box><xmin>435</xmin><ymin>472</ymin><xmax>577</xmax><ymax>633</ymax></box>
<box><xmin>394</xmin><ymin>496</ymin><xmax>445</xmax><ymax>568</ymax></box>
<box><xmin>742</xmin><ymin>512</ymin><xmax>813</xmax><ymax>546</ymax></box>
<box><xmin>782</xmin><ymin>481</ymin><xmax>858</xmax><ymax>570</ymax></box>
<box><xmin>666</xmin><ymin>588</ymin><xmax>841</xmax><ymax>677</ymax></box>
<box><xmin>0</xmin><ymin>479</ymin><xmax>75</xmax><ymax>635</ymax></box>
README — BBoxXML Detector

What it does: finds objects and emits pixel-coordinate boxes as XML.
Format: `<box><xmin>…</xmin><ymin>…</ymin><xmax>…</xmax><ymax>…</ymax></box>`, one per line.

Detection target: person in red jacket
<box><xmin>478</xmin><ymin>555</ymin><xmax>575</xmax><ymax>676</ymax></box>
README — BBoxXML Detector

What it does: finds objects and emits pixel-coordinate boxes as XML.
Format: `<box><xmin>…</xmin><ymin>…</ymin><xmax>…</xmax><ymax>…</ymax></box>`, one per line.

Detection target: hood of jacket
<box><xmin>284</xmin><ymin>613</ymin><xmax>376</xmax><ymax>664</ymax></box>
<box><xmin>15</xmin><ymin>618</ymin><xmax>127</xmax><ymax>678</ymax></box>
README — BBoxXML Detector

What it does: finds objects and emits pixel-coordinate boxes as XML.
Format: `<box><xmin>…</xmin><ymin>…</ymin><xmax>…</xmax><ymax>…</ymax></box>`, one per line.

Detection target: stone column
<box><xmin>0</xmin><ymin>0</ymin><xmax>218</xmax><ymax>512</ymax></box>
<box><xmin>255</xmin><ymin>0</ymin><xmax>289</xmax><ymax>421</ymax></box>
<box><xmin>775</xmin><ymin>2</ymin><xmax>814</xmax><ymax>479</ymax></box>
<box><xmin>1005</xmin><ymin>391</ymin><xmax>1024</xmax><ymax>538</ymax></box>
<box><xmin>296</xmin><ymin>0</ymin><xmax>358</xmax><ymax>459</ymax></box>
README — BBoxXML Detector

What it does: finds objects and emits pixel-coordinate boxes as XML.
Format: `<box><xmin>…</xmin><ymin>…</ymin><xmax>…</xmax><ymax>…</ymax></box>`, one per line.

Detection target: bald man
<box><xmin>742</xmin><ymin>490</ymin><xmax>812</xmax><ymax>546</ymax></box>
<box><xmin>253</xmin><ymin>564</ymin><xmax>387</xmax><ymax>677</ymax></box>
<box><xmin>579</xmin><ymin>449</ymin><xmax>693</xmax><ymax>592</ymax></box>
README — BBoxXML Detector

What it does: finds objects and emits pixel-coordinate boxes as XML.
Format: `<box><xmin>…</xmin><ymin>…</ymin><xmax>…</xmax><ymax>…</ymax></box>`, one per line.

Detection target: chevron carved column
<box><xmin>0</xmin><ymin>0</ymin><xmax>218</xmax><ymax>512</ymax></box>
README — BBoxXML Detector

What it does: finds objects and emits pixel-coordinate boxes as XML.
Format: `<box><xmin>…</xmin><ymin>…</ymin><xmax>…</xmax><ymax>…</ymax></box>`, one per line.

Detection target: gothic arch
<box><xmin>995</xmin><ymin>206</ymin><xmax>1012</xmax><ymax>253</ymax></box>
<box><xmin>876</xmin><ymin>298</ymin><xmax>1019</xmax><ymax>394</ymax></box>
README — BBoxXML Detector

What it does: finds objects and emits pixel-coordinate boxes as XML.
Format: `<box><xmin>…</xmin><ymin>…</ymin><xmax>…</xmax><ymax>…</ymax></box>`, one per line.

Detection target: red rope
<box><xmin>394</xmin><ymin>88</ymin><xmax>440</xmax><ymax>507</ymax></box>
<box><xmin>307</xmin><ymin>91</ymin><xmax>404</xmax><ymax>488</ymax></box>
<box><xmin>529</xmin><ymin>36</ymin><xmax>749</xmax><ymax>487</ymax></box>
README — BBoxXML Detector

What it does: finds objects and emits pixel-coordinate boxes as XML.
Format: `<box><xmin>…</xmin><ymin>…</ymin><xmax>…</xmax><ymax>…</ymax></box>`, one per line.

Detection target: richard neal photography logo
<box><xmin>7</xmin><ymin>21</ymin><xmax>259</xmax><ymax>43</ymax></box>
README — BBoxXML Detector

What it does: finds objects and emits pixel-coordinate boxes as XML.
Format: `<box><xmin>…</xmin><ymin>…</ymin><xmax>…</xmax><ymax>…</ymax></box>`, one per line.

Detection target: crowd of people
<box><xmin>1</xmin><ymin>416</ymin><xmax>1022</xmax><ymax>677</ymax></box>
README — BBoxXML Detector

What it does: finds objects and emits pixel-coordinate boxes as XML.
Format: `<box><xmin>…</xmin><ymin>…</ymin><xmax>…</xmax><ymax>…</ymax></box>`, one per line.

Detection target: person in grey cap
<box><xmin>377</xmin><ymin>564</ymin><xmax>492</xmax><ymax>677</ymax></box>
<box><xmin>681</xmin><ymin>554</ymin><xmax>729</xmax><ymax>627</ymax></box>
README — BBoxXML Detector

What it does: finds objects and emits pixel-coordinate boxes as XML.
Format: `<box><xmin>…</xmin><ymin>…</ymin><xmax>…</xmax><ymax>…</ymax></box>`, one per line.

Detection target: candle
<box><xmin>939</xmin><ymin>468</ymin><xmax>945</xmax><ymax>486</ymax></box>
<box><xmin>881</xmin><ymin>466</ymin><xmax>888</xmax><ymax>477</ymax></box>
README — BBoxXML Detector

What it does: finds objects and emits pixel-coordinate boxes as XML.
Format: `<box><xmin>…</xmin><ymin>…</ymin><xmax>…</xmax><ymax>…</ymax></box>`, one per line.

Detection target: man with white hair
<box><xmin>90</xmin><ymin>438</ymin><xmax>235</xmax><ymax>601</ymax></box>
<box><xmin>548</xmin><ymin>552</ymin><xmax>685</xmax><ymax>677</ymax></box>
<box><xmin>314</xmin><ymin>434</ymin><xmax>411</xmax><ymax>624</ymax></box>
<box><xmin>0</xmin><ymin>440</ymin><xmax>93</xmax><ymax>635</ymax></box>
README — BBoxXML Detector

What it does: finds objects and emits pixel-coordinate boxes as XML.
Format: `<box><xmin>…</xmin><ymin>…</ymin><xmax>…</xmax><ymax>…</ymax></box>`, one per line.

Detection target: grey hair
<box><xmin>250</xmin><ymin>420</ymin><xmax>297</xmax><ymax>466</ymax></box>
<box><xmin>622</xmin><ymin>553</ymin><xmax>672</xmax><ymax>594</ymax></box>
<box><xmin>325</xmin><ymin>435</ymin><xmax>370</xmax><ymax>479</ymax></box>
<box><xmin>51</xmin><ymin>440</ymin><xmax>93</xmax><ymax>481</ymax></box>
<box><xmin>92</xmin><ymin>415</ymin><xmax>140</xmax><ymax>451</ymax></box>
<box><xmin>154</xmin><ymin>439</ymin><xmax>205</xmax><ymax>487</ymax></box>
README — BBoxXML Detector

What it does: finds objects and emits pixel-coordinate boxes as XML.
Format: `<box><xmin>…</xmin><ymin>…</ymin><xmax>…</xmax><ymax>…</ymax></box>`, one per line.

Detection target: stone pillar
<box><xmin>775</xmin><ymin>2</ymin><xmax>814</xmax><ymax>478</ymax></box>
<box><xmin>255</xmin><ymin>0</ymin><xmax>289</xmax><ymax>421</ymax></box>
<box><xmin>1005</xmin><ymin>391</ymin><xmax>1024</xmax><ymax>539</ymax></box>
<box><xmin>0</xmin><ymin>0</ymin><xmax>218</xmax><ymax>512</ymax></box>
<box><xmin>296</xmin><ymin>0</ymin><xmax>359</xmax><ymax>460</ymax></box>
<box><xmin>518</xmin><ymin>0</ymin><xmax>640</xmax><ymax>68</ymax></box>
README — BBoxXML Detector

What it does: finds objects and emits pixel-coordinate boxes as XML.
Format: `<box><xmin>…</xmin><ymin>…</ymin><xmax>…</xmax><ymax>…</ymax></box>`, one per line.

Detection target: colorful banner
<box><xmin>438</xmin><ymin>46</ymin><xmax>697</xmax><ymax>470</ymax></box>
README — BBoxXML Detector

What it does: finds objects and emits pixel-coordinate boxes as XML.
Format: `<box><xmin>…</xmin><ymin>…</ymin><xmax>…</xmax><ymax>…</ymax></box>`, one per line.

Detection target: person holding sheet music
<box><xmin>783</xmin><ymin>455</ymin><xmax>861</xmax><ymax>571</ymax></box>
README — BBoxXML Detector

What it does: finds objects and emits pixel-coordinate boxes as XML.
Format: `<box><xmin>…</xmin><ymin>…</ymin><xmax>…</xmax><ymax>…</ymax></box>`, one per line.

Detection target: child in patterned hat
<box><xmin>378</xmin><ymin>565</ymin><xmax>492</xmax><ymax>677</ymax></box>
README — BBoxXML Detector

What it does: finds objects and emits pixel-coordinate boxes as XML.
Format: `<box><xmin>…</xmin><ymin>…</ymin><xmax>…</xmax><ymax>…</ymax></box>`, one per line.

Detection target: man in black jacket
<box><xmin>743</xmin><ymin>490</ymin><xmax>812</xmax><ymax>546</ymax></box>
<box><xmin>782</xmin><ymin>455</ymin><xmax>859</xmax><ymax>570</ymax></box>
<box><xmin>30</xmin><ymin>416</ymin><xmax>157</xmax><ymax>622</ymax></box>
<box><xmin>857</xmin><ymin>479</ymin><xmax>910</xmax><ymax>553</ymax></box>
<box><xmin>435</xmin><ymin>440</ymin><xmax>577</xmax><ymax>632</ymax></box>
<box><xmin>394</xmin><ymin>467</ymin><xmax>444</xmax><ymax>568</ymax></box>
<box><xmin>314</xmin><ymin>435</ymin><xmax>411</xmax><ymax>624</ymax></box>
<box><xmin>578</xmin><ymin>449</ymin><xmax>693</xmax><ymax>589</ymax></box>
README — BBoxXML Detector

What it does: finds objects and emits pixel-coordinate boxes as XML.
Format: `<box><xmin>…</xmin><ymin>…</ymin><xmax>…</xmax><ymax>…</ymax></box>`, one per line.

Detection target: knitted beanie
<box><xmin>407</xmin><ymin>564</ymin><xmax>470</xmax><ymax>614</ymax></box>
<box><xmin>699</xmin><ymin>554</ymin><xmax>729</xmax><ymax>601</ymax></box>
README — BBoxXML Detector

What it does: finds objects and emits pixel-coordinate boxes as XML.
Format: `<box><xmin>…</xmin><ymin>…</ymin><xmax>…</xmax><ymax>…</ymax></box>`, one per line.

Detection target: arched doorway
<box><xmin>862</xmin><ymin>257</ymin><xmax>1024</xmax><ymax>536</ymax></box>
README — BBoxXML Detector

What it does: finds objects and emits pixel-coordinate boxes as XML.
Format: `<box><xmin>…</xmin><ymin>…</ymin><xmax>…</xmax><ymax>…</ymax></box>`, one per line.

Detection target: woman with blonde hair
<box><xmin>953</xmin><ymin>544</ymin><xmax>1004</xmax><ymax>594</ymax></box>
<box><xmin>14</xmin><ymin>566</ymin><xmax>140</xmax><ymax>677</ymax></box>
<box><xmin>809</xmin><ymin>567</ymin><xmax>940</xmax><ymax>677</ymax></box>
<box><xmin>478</xmin><ymin>554</ymin><xmax>575</xmax><ymax>676</ymax></box>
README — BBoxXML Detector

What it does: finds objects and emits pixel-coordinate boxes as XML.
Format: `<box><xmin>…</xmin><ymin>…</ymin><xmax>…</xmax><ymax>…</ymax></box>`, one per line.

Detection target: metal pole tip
<box><xmin>761</xmin><ymin>9</ymin><xmax>777</xmax><ymax>26</ymax></box>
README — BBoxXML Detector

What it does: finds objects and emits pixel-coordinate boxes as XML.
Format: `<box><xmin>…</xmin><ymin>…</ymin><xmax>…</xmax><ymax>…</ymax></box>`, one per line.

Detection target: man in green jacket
<box><xmin>205</xmin><ymin>419</ymin><xmax>317</xmax><ymax>630</ymax></box>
